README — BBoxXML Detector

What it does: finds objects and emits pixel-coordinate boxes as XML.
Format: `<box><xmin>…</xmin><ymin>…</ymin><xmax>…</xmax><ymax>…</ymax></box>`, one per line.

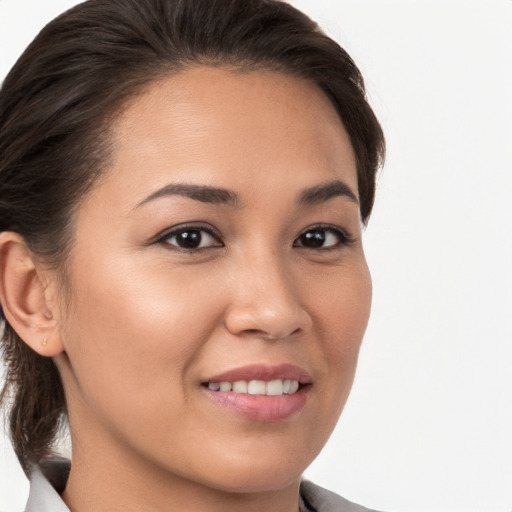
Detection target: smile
<box><xmin>206</xmin><ymin>379</ymin><xmax>301</xmax><ymax>396</ymax></box>
<box><xmin>202</xmin><ymin>364</ymin><xmax>311</xmax><ymax>421</ymax></box>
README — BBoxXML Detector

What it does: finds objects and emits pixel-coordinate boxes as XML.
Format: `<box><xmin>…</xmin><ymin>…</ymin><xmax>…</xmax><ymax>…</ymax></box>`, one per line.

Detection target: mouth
<box><xmin>201</xmin><ymin>364</ymin><xmax>312</xmax><ymax>422</ymax></box>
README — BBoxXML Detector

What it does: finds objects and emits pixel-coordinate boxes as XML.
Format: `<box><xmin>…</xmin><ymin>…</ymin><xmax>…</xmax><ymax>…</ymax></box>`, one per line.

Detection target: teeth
<box><xmin>232</xmin><ymin>380</ymin><xmax>248</xmax><ymax>393</ymax></box>
<box><xmin>207</xmin><ymin>379</ymin><xmax>301</xmax><ymax>396</ymax></box>
<box><xmin>248</xmin><ymin>380</ymin><xmax>266</xmax><ymax>395</ymax></box>
<box><xmin>289</xmin><ymin>380</ymin><xmax>299</xmax><ymax>394</ymax></box>
<box><xmin>266</xmin><ymin>379</ymin><xmax>284</xmax><ymax>395</ymax></box>
<box><xmin>219</xmin><ymin>382</ymin><xmax>232</xmax><ymax>392</ymax></box>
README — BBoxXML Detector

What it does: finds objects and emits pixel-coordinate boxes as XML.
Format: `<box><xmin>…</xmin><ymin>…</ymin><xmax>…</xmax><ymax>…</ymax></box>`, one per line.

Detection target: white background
<box><xmin>1</xmin><ymin>1</ymin><xmax>511</xmax><ymax>511</ymax></box>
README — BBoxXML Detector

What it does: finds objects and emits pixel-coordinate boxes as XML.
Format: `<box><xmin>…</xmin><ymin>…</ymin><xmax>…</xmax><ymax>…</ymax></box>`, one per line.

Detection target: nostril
<box><xmin>241</xmin><ymin>327</ymin><xmax>303</xmax><ymax>341</ymax></box>
<box><xmin>241</xmin><ymin>328</ymin><xmax>283</xmax><ymax>339</ymax></box>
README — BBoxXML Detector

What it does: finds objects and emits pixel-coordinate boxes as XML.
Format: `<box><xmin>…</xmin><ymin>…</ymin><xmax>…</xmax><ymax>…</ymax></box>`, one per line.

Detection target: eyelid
<box><xmin>154</xmin><ymin>222</ymin><xmax>224</xmax><ymax>248</ymax></box>
<box><xmin>293</xmin><ymin>223</ymin><xmax>355</xmax><ymax>248</ymax></box>
<box><xmin>151</xmin><ymin>222</ymin><xmax>354</xmax><ymax>251</ymax></box>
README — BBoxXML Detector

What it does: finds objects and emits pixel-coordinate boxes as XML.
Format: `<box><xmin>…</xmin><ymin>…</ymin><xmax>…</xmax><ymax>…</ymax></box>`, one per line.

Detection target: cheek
<box><xmin>312</xmin><ymin>259</ymin><xmax>372</xmax><ymax>400</ymax></box>
<box><xmin>314</xmin><ymin>257</ymin><xmax>372</xmax><ymax>347</ymax></box>
<box><xmin>59</xmin><ymin>255</ymin><xmax>223</xmax><ymax>417</ymax></box>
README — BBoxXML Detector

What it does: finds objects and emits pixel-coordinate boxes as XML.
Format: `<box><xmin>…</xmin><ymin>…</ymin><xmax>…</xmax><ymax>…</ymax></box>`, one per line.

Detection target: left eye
<box><xmin>161</xmin><ymin>227</ymin><xmax>222</xmax><ymax>250</ymax></box>
<box><xmin>294</xmin><ymin>226</ymin><xmax>348</xmax><ymax>249</ymax></box>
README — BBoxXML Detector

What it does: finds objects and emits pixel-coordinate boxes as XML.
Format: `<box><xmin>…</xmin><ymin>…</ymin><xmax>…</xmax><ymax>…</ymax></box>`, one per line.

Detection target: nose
<box><xmin>223</xmin><ymin>252</ymin><xmax>312</xmax><ymax>340</ymax></box>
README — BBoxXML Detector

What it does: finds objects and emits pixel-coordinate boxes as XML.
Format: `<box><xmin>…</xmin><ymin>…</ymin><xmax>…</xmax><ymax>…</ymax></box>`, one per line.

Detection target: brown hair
<box><xmin>0</xmin><ymin>0</ymin><xmax>385</xmax><ymax>472</ymax></box>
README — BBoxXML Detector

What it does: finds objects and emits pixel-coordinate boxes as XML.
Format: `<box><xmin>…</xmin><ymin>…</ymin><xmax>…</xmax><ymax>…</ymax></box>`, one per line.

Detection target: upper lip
<box><xmin>204</xmin><ymin>364</ymin><xmax>312</xmax><ymax>384</ymax></box>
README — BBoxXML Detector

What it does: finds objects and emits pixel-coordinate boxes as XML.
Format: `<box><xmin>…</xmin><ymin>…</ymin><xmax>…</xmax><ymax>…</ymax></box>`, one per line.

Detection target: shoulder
<box><xmin>300</xmin><ymin>480</ymin><xmax>385</xmax><ymax>512</ymax></box>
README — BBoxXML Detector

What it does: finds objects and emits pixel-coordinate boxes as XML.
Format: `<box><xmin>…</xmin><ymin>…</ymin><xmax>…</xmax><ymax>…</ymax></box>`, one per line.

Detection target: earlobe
<box><xmin>0</xmin><ymin>231</ymin><xmax>64</xmax><ymax>357</ymax></box>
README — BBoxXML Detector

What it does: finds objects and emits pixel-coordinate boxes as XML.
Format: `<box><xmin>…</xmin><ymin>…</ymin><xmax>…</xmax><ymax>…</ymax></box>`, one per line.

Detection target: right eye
<box><xmin>159</xmin><ymin>226</ymin><xmax>223</xmax><ymax>251</ymax></box>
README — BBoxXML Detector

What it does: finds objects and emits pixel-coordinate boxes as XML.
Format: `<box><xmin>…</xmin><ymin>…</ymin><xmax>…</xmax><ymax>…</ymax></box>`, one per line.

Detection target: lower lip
<box><xmin>202</xmin><ymin>386</ymin><xmax>309</xmax><ymax>422</ymax></box>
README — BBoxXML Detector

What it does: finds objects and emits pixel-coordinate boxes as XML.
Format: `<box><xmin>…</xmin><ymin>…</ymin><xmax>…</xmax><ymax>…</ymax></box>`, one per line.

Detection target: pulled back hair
<box><xmin>0</xmin><ymin>0</ymin><xmax>385</xmax><ymax>472</ymax></box>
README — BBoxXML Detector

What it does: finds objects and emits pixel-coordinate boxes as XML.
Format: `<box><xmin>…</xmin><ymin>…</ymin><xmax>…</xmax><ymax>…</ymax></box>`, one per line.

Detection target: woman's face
<box><xmin>54</xmin><ymin>67</ymin><xmax>371</xmax><ymax>494</ymax></box>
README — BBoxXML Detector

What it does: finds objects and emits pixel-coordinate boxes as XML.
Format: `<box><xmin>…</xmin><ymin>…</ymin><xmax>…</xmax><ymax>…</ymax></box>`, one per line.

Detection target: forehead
<box><xmin>102</xmin><ymin>66</ymin><xmax>357</xmax><ymax>206</ymax></box>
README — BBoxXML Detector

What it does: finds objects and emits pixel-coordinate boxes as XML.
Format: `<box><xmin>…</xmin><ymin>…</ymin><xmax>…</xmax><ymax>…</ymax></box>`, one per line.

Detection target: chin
<box><xmin>185</xmin><ymin>441</ymin><xmax>318</xmax><ymax>494</ymax></box>
<box><xmin>202</xmin><ymin>465</ymin><xmax>304</xmax><ymax>495</ymax></box>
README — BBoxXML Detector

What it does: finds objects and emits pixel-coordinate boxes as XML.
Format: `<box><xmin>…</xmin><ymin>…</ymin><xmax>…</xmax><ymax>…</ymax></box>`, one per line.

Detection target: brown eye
<box><xmin>162</xmin><ymin>227</ymin><xmax>222</xmax><ymax>250</ymax></box>
<box><xmin>294</xmin><ymin>227</ymin><xmax>348</xmax><ymax>249</ymax></box>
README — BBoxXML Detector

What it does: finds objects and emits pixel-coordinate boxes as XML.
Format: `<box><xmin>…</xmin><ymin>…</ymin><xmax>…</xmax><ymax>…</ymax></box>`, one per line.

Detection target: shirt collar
<box><xmin>25</xmin><ymin>457</ymin><xmax>71</xmax><ymax>512</ymax></box>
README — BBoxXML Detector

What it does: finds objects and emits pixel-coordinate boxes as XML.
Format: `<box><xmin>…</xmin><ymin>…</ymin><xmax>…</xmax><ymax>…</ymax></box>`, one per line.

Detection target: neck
<box><xmin>62</xmin><ymin>434</ymin><xmax>302</xmax><ymax>512</ymax></box>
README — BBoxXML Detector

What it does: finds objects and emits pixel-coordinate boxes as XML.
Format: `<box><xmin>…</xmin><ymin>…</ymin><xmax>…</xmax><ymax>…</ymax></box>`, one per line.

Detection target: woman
<box><xmin>0</xmin><ymin>0</ymin><xmax>384</xmax><ymax>511</ymax></box>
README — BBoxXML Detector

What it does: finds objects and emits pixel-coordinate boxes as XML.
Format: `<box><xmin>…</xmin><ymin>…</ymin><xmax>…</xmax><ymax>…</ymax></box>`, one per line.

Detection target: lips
<box><xmin>204</xmin><ymin>363</ymin><xmax>311</xmax><ymax>384</ymax></box>
<box><xmin>201</xmin><ymin>364</ymin><xmax>312</xmax><ymax>422</ymax></box>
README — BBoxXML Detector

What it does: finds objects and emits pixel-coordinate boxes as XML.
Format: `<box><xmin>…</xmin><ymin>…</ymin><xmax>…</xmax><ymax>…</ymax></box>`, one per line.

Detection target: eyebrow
<box><xmin>136</xmin><ymin>179</ymin><xmax>358</xmax><ymax>209</ymax></box>
<box><xmin>298</xmin><ymin>180</ymin><xmax>359</xmax><ymax>206</ymax></box>
<box><xmin>136</xmin><ymin>183</ymin><xmax>238</xmax><ymax>208</ymax></box>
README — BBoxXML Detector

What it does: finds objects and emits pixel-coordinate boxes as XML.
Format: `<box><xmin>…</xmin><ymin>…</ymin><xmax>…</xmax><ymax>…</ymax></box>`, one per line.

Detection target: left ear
<box><xmin>0</xmin><ymin>231</ymin><xmax>64</xmax><ymax>357</ymax></box>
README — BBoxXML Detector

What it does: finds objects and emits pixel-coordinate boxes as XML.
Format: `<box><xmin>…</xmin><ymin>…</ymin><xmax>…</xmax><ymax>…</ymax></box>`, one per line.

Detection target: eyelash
<box><xmin>156</xmin><ymin>223</ymin><xmax>223</xmax><ymax>251</ymax></box>
<box><xmin>155</xmin><ymin>223</ymin><xmax>354</xmax><ymax>252</ymax></box>
<box><xmin>293</xmin><ymin>224</ymin><xmax>355</xmax><ymax>250</ymax></box>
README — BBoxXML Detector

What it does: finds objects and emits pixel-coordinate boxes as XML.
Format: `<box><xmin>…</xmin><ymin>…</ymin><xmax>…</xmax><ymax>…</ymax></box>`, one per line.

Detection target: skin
<box><xmin>1</xmin><ymin>67</ymin><xmax>372</xmax><ymax>512</ymax></box>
